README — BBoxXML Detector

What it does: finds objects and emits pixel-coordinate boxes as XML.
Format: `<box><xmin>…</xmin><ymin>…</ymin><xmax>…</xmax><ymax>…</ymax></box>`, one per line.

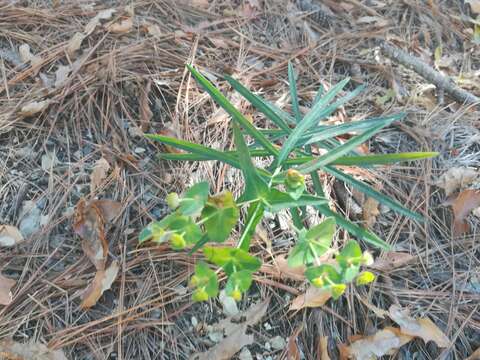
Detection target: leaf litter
<box><xmin>0</xmin><ymin>273</ymin><xmax>15</xmax><ymax>305</ymax></box>
<box><xmin>192</xmin><ymin>299</ymin><xmax>269</xmax><ymax>360</ymax></box>
<box><xmin>0</xmin><ymin>338</ymin><xmax>67</xmax><ymax>360</ymax></box>
<box><xmin>0</xmin><ymin>225</ymin><xmax>24</xmax><ymax>247</ymax></box>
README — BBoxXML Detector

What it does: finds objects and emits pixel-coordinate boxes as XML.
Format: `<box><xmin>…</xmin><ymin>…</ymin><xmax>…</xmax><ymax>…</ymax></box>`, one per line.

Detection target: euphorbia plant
<box><xmin>140</xmin><ymin>63</ymin><xmax>437</xmax><ymax>301</ymax></box>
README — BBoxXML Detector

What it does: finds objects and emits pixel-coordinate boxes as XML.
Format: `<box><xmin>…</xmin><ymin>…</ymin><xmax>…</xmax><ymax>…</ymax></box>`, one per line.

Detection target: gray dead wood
<box><xmin>378</xmin><ymin>41</ymin><xmax>479</xmax><ymax>105</ymax></box>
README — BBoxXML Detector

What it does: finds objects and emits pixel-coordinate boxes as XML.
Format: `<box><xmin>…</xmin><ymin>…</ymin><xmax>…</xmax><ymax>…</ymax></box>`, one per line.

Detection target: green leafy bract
<box><xmin>201</xmin><ymin>191</ymin><xmax>239</xmax><ymax>242</ymax></box>
<box><xmin>288</xmin><ymin>218</ymin><xmax>336</xmax><ymax>268</ymax></box>
<box><xmin>168</xmin><ymin>215</ymin><xmax>202</xmax><ymax>245</ymax></box>
<box><xmin>190</xmin><ymin>261</ymin><xmax>219</xmax><ymax>301</ymax></box>
<box><xmin>225</xmin><ymin>270</ymin><xmax>253</xmax><ymax>300</ymax></box>
<box><xmin>179</xmin><ymin>181</ymin><xmax>209</xmax><ymax>216</ymax></box>
<box><xmin>204</xmin><ymin>246</ymin><xmax>261</xmax><ymax>275</ymax></box>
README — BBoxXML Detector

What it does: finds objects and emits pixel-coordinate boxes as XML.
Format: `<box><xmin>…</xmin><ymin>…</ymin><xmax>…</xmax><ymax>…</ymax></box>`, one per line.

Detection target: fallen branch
<box><xmin>378</xmin><ymin>41</ymin><xmax>479</xmax><ymax>105</ymax></box>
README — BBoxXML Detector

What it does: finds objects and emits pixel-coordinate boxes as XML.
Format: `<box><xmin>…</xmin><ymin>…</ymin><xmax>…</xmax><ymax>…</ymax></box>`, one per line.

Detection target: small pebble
<box><xmin>270</xmin><ymin>336</ymin><xmax>286</xmax><ymax>350</ymax></box>
<box><xmin>264</xmin><ymin>342</ymin><xmax>271</xmax><ymax>351</ymax></box>
<box><xmin>263</xmin><ymin>322</ymin><xmax>272</xmax><ymax>331</ymax></box>
<box><xmin>134</xmin><ymin>147</ymin><xmax>146</xmax><ymax>154</ymax></box>
<box><xmin>151</xmin><ymin>309</ymin><xmax>161</xmax><ymax>319</ymax></box>
<box><xmin>239</xmin><ymin>347</ymin><xmax>253</xmax><ymax>360</ymax></box>
<box><xmin>191</xmin><ymin>316</ymin><xmax>198</xmax><ymax>327</ymax></box>
<box><xmin>219</xmin><ymin>290</ymin><xmax>239</xmax><ymax>317</ymax></box>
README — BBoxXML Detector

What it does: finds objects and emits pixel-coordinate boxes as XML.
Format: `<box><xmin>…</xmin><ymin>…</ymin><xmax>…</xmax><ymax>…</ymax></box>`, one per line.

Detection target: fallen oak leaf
<box><xmin>0</xmin><ymin>225</ymin><xmax>24</xmax><ymax>247</ymax></box>
<box><xmin>73</xmin><ymin>199</ymin><xmax>122</xmax><ymax>270</ymax></box>
<box><xmin>80</xmin><ymin>260</ymin><xmax>119</xmax><ymax>309</ymax></box>
<box><xmin>90</xmin><ymin>157</ymin><xmax>110</xmax><ymax>193</ymax></box>
<box><xmin>388</xmin><ymin>305</ymin><xmax>450</xmax><ymax>348</ymax></box>
<box><xmin>290</xmin><ymin>286</ymin><xmax>332</xmax><ymax>310</ymax></box>
<box><xmin>0</xmin><ymin>338</ymin><xmax>68</xmax><ymax>360</ymax></box>
<box><xmin>19</xmin><ymin>100</ymin><xmax>50</xmax><ymax>116</ymax></box>
<box><xmin>0</xmin><ymin>273</ymin><xmax>15</xmax><ymax>305</ymax></box>
<box><xmin>339</xmin><ymin>327</ymin><xmax>413</xmax><ymax>360</ymax></box>
<box><xmin>447</xmin><ymin>189</ymin><xmax>480</xmax><ymax>235</ymax></box>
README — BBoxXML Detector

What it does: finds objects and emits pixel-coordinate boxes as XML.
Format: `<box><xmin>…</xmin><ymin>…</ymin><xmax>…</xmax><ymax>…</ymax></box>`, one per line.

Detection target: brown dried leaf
<box><xmin>362</xmin><ymin>197</ymin><xmax>379</xmax><ymax>228</ymax></box>
<box><xmin>466</xmin><ymin>0</ymin><xmax>480</xmax><ymax>14</ymax></box>
<box><xmin>145</xmin><ymin>23</ymin><xmax>162</xmax><ymax>37</ymax></box>
<box><xmin>85</xmin><ymin>8</ymin><xmax>116</xmax><ymax>35</ymax></box>
<box><xmin>19</xmin><ymin>100</ymin><xmax>50</xmax><ymax>116</ymax></box>
<box><xmin>449</xmin><ymin>190</ymin><xmax>480</xmax><ymax>235</ymax></box>
<box><xmin>318</xmin><ymin>336</ymin><xmax>331</xmax><ymax>360</ymax></box>
<box><xmin>0</xmin><ymin>225</ymin><xmax>24</xmax><ymax>247</ymax></box>
<box><xmin>90</xmin><ymin>157</ymin><xmax>110</xmax><ymax>193</ymax></box>
<box><xmin>434</xmin><ymin>167</ymin><xmax>479</xmax><ymax>196</ymax></box>
<box><xmin>0</xmin><ymin>339</ymin><xmax>67</xmax><ymax>360</ymax></box>
<box><xmin>80</xmin><ymin>261</ymin><xmax>119</xmax><ymax>309</ymax></box>
<box><xmin>340</xmin><ymin>327</ymin><xmax>414</xmax><ymax>360</ymax></box>
<box><xmin>0</xmin><ymin>273</ymin><xmax>15</xmax><ymax>305</ymax></box>
<box><xmin>274</xmin><ymin>255</ymin><xmax>306</xmax><ymax>281</ymax></box>
<box><xmin>369</xmin><ymin>252</ymin><xmax>415</xmax><ymax>271</ymax></box>
<box><xmin>18</xmin><ymin>44</ymin><xmax>43</xmax><ymax>68</ymax></box>
<box><xmin>389</xmin><ymin>305</ymin><xmax>450</xmax><ymax>347</ymax></box>
<box><xmin>66</xmin><ymin>32</ymin><xmax>85</xmax><ymax>57</ymax></box>
<box><xmin>106</xmin><ymin>17</ymin><xmax>133</xmax><ymax>33</ymax></box>
<box><xmin>288</xmin><ymin>337</ymin><xmax>301</xmax><ymax>360</ymax></box>
<box><xmin>193</xmin><ymin>299</ymin><xmax>269</xmax><ymax>360</ymax></box>
<box><xmin>466</xmin><ymin>346</ymin><xmax>480</xmax><ymax>360</ymax></box>
<box><xmin>290</xmin><ymin>286</ymin><xmax>331</xmax><ymax>310</ymax></box>
<box><xmin>73</xmin><ymin>199</ymin><xmax>121</xmax><ymax>270</ymax></box>
<box><xmin>54</xmin><ymin>65</ymin><xmax>71</xmax><ymax>88</ymax></box>
<box><xmin>139</xmin><ymin>80</ymin><xmax>153</xmax><ymax>131</ymax></box>
<box><xmin>190</xmin><ymin>0</ymin><xmax>210</xmax><ymax>9</ymax></box>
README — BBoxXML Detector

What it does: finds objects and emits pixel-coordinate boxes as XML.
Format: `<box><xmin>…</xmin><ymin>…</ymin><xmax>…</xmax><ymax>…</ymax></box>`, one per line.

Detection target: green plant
<box><xmin>140</xmin><ymin>64</ymin><xmax>437</xmax><ymax>302</ymax></box>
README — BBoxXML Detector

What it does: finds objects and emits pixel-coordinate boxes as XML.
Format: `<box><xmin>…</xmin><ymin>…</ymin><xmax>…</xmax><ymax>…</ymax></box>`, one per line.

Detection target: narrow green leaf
<box><xmin>303</xmin><ymin>114</ymin><xmax>405</xmax><ymax>146</ymax></box>
<box><xmin>323</xmin><ymin>165</ymin><xmax>423</xmax><ymax>221</ymax></box>
<box><xmin>232</xmin><ymin>122</ymin><xmax>269</xmax><ymax>199</ymax></box>
<box><xmin>237</xmin><ymin>201</ymin><xmax>265</xmax><ymax>251</ymax></box>
<box><xmin>147</xmin><ymin>134</ymin><xmax>238</xmax><ymax>167</ymax></box>
<box><xmin>313</xmin><ymin>83</ymin><xmax>325</xmax><ymax>105</ymax></box>
<box><xmin>187</xmin><ymin>65</ymin><xmax>279</xmax><ymax>156</ymax></box>
<box><xmin>277</xmin><ymin>77</ymin><xmax>351</xmax><ymax>165</ymax></box>
<box><xmin>288</xmin><ymin>62</ymin><xmax>302</xmax><ymax>123</ymax></box>
<box><xmin>328</xmin><ymin>152</ymin><xmax>439</xmax><ymax>166</ymax></box>
<box><xmin>224</xmin><ymin>75</ymin><xmax>292</xmax><ymax>132</ymax></box>
<box><xmin>294</xmin><ymin>123</ymin><xmax>389</xmax><ymax>175</ymax></box>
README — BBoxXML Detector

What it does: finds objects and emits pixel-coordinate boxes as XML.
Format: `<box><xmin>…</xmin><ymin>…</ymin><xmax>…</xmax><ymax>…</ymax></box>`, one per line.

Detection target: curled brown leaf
<box><xmin>80</xmin><ymin>261</ymin><xmax>119</xmax><ymax>309</ymax></box>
